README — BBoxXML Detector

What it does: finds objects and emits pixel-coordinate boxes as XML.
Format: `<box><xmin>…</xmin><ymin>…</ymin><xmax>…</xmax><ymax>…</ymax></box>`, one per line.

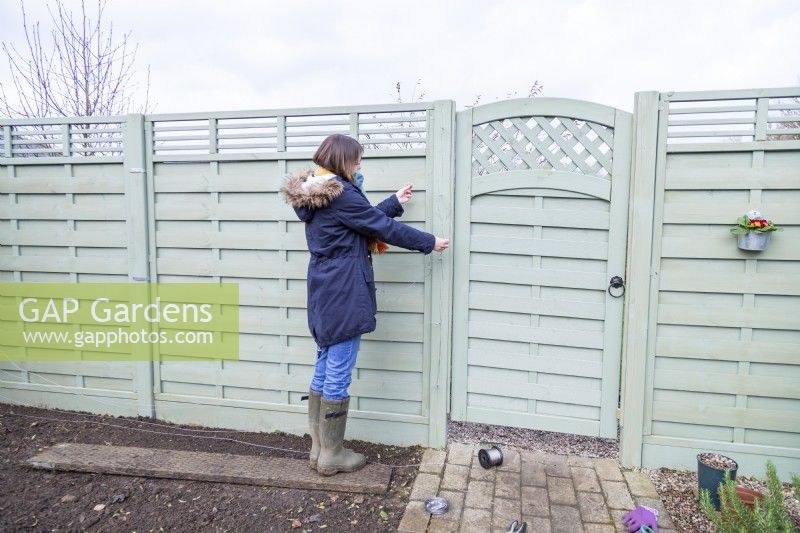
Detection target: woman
<box><xmin>281</xmin><ymin>134</ymin><xmax>449</xmax><ymax>476</ymax></box>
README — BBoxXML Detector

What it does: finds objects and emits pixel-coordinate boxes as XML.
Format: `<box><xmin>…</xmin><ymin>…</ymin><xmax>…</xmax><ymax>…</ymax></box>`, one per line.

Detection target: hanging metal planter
<box><xmin>730</xmin><ymin>210</ymin><xmax>781</xmax><ymax>253</ymax></box>
<box><xmin>737</xmin><ymin>232</ymin><xmax>771</xmax><ymax>251</ymax></box>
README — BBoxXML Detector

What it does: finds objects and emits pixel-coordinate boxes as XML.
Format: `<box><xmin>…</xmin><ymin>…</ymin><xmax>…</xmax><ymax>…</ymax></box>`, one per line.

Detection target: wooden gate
<box><xmin>450</xmin><ymin>98</ymin><xmax>632</xmax><ymax>438</ymax></box>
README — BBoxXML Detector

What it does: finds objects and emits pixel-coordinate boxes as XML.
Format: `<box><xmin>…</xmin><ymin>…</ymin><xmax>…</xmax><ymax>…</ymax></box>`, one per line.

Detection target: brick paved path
<box><xmin>399</xmin><ymin>443</ymin><xmax>677</xmax><ymax>533</ymax></box>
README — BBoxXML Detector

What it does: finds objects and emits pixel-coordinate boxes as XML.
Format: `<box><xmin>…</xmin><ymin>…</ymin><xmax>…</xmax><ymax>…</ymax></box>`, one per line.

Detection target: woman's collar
<box><xmin>314</xmin><ymin>166</ymin><xmax>334</xmax><ymax>176</ymax></box>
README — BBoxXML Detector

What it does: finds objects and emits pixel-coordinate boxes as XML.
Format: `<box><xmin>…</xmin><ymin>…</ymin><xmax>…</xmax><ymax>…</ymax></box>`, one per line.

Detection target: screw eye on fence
<box><xmin>2</xmin><ymin>87</ymin><xmax>800</xmax><ymax>483</ymax></box>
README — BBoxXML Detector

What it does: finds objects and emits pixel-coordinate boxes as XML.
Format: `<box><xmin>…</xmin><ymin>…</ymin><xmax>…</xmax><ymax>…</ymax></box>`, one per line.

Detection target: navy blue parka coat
<box><xmin>281</xmin><ymin>169</ymin><xmax>436</xmax><ymax>347</ymax></box>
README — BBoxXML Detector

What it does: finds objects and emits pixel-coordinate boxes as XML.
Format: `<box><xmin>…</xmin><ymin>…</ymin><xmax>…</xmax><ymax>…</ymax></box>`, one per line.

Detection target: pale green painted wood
<box><xmin>659</xmin><ymin>270</ymin><xmax>800</xmax><ymax>295</ymax></box>
<box><xmin>124</xmin><ymin>114</ymin><xmax>155</xmax><ymax>417</ymax></box>
<box><xmin>144</xmin><ymin>102</ymin><xmax>435</xmax><ymax>122</ymax></box>
<box><xmin>639</xmin><ymin>93</ymin><xmax>671</xmax><ymax>439</ymax></box>
<box><xmin>0</xmin><ymin>387</ymin><xmax>139</xmax><ymax>416</ymax></box>
<box><xmin>470</xmin><ymin>98</ymin><xmax>617</xmax><ymax>128</ymax></box>
<box><xmin>657</xmin><ymin>303</ymin><xmax>800</xmax><ymax>330</ymax></box>
<box><xmin>0</xmin><ymin>176</ymin><xmax>126</xmax><ymax>193</ymax></box>
<box><xmin>661</xmin><ymin>236</ymin><xmax>800</xmax><ymax>261</ymax></box>
<box><xmin>642</xmin><ymin>439</ymin><xmax>800</xmax><ymax>482</ymax></box>
<box><xmin>470</xmin><ymin>206</ymin><xmax>610</xmax><ymax>229</ymax></box>
<box><xmin>619</xmin><ymin>91</ymin><xmax>661</xmax><ymax>467</ymax></box>
<box><xmin>628</xmin><ymin>87</ymin><xmax>800</xmax><ymax>480</ymax></box>
<box><xmin>665</xmin><ymin>166</ymin><xmax>800</xmax><ymax>190</ymax></box>
<box><xmin>656</xmin><ymin>337</ymin><xmax>800</xmax><ymax>365</ymax></box>
<box><xmin>0</xmin><ymin>121</ymin><xmax>137</xmax><ymax>417</ymax></box>
<box><xmin>4</xmin><ymin>89</ymin><xmax>799</xmax><ymax>464</ymax></box>
<box><xmin>599</xmin><ymin>108</ymin><xmax>632</xmax><ymax>438</ymax></box>
<box><xmin>144</xmin><ymin>104</ymin><xmax>439</xmax><ymax>443</ymax></box>
<box><xmin>449</xmin><ymin>106</ymin><xmax>473</xmax><ymax>422</ymax></box>
<box><xmin>0</xmin><ymin>156</ymin><xmax>124</xmax><ymax>165</ymax></box>
<box><xmin>0</xmin><ymin>102</ymin><xmax>447</xmax><ymax>447</ymax></box>
<box><xmin>654</xmin><ymin>371</ymin><xmax>800</xmax><ymax>400</ymax></box>
<box><xmin>666</xmin><ymin>140</ymin><xmax>800</xmax><ymax>153</ymax></box>
<box><xmin>467</xmin><ymin>407</ymin><xmax>600</xmax><ymax>436</ymax></box>
<box><xmin>470</xmin><ymin>236</ymin><xmax>609</xmax><ymax>260</ymax></box>
<box><xmin>2</xmin><ymin>125</ymin><xmax>12</xmax><ymax>157</ymax></box>
<box><xmin>451</xmin><ymin>97</ymin><xmax>632</xmax><ymax>439</ymax></box>
<box><xmin>467</xmin><ymin>350</ymin><xmax>602</xmax><ymax>377</ymax></box>
<box><xmin>3</xmin><ymin>203</ymin><xmax>126</xmax><ymax>219</ymax></box>
<box><xmin>0</xmin><ymin>115</ymin><xmax>126</xmax><ymax>125</ymax></box>
<box><xmin>471</xmin><ymin>170</ymin><xmax>611</xmax><ymax>199</ymax></box>
<box><xmin>469</xmin><ymin>264</ymin><xmax>606</xmax><ymax>290</ymax></box>
<box><xmin>652</xmin><ymin>401</ymin><xmax>800</xmax><ymax>433</ymax></box>
<box><xmin>662</xmin><ymin>86</ymin><xmax>800</xmax><ymax>101</ymax></box>
<box><xmin>426</xmin><ymin>100</ymin><xmax>456</xmax><ymax>447</ymax></box>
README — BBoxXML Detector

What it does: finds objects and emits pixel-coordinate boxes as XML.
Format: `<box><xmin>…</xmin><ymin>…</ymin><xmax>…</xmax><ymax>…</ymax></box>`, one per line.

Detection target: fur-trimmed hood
<box><xmin>280</xmin><ymin>168</ymin><xmax>344</xmax><ymax>222</ymax></box>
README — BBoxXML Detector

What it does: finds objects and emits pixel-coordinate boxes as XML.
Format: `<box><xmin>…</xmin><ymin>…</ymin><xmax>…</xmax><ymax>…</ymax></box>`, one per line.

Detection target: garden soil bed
<box><xmin>0</xmin><ymin>402</ymin><xmax>422</xmax><ymax>532</ymax></box>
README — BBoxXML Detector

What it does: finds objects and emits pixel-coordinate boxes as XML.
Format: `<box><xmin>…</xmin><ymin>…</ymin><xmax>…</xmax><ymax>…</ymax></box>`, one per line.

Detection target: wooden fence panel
<box><xmin>0</xmin><ymin>116</ymin><xmax>144</xmax><ymax>416</ymax></box>
<box><xmin>621</xmin><ymin>88</ymin><xmax>800</xmax><ymax>479</ymax></box>
<box><xmin>142</xmin><ymin>103</ymin><xmax>452</xmax><ymax>446</ymax></box>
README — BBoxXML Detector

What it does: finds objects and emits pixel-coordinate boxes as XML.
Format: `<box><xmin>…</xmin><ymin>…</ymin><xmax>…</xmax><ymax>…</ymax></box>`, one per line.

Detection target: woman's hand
<box><xmin>395</xmin><ymin>184</ymin><xmax>413</xmax><ymax>204</ymax></box>
<box><xmin>434</xmin><ymin>237</ymin><xmax>450</xmax><ymax>252</ymax></box>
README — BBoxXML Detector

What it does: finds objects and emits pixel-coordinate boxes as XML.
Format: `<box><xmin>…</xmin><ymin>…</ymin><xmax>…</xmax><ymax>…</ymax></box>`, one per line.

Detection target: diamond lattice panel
<box><xmin>472</xmin><ymin>117</ymin><xmax>614</xmax><ymax>178</ymax></box>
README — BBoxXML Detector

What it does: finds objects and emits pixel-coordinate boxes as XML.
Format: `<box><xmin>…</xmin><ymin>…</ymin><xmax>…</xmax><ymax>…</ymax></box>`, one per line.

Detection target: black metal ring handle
<box><xmin>608</xmin><ymin>275</ymin><xmax>625</xmax><ymax>297</ymax></box>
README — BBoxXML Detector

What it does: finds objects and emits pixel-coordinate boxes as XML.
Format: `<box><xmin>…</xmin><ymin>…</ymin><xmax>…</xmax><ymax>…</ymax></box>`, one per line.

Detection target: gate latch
<box><xmin>608</xmin><ymin>275</ymin><xmax>625</xmax><ymax>297</ymax></box>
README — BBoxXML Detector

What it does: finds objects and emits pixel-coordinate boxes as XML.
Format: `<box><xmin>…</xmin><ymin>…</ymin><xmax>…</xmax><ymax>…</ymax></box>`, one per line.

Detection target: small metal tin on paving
<box><xmin>424</xmin><ymin>496</ymin><xmax>449</xmax><ymax>515</ymax></box>
<box><xmin>478</xmin><ymin>445</ymin><xmax>503</xmax><ymax>469</ymax></box>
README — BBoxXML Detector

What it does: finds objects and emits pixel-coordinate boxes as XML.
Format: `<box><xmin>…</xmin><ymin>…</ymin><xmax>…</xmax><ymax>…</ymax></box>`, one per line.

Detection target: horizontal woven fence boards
<box><xmin>0</xmin><ymin>102</ymin><xmax>454</xmax><ymax>447</ymax></box>
<box><xmin>141</xmin><ymin>103</ymin><xmax>448</xmax><ymax>446</ymax></box>
<box><xmin>450</xmin><ymin>99</ymin><xmax>631</xmax><ymax>440</ymax></box>
<box><xmin>0</xmin><ymin>122</ymin><xmax>140</xmax><ymax>416</ymax></box>
<box><xmin>629</xmin><ymin>89</ymin><xmax>800</xmax><ymax>479</ymax></box>
<box><xmin>4</xmin><ymin>90</ymin><xmax>798</xmax><ymax>465</ymax></box>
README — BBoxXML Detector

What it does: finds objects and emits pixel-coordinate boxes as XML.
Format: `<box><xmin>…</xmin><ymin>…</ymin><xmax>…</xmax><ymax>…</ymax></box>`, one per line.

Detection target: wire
<box><xmin>0</xmin><ymin>395</ymin><xmax>430</xmax><ymax>468</ymax></box>
<box><xmin>0</xmin><ymin>355</ymin><xmax>204</xmax><ymax>415</ymax></box>
<box><xmin>0</xmin><ymin>249</ymin><xmax>448</xmax><ymax>470</ymax></box>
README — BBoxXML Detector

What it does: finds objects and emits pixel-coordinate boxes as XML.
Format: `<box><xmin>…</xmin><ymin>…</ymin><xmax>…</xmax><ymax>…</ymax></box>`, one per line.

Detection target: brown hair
<box><xmin>312</xmin><ymin>134</ymin><xmax>363</xmax><ymax>181</ymax></box>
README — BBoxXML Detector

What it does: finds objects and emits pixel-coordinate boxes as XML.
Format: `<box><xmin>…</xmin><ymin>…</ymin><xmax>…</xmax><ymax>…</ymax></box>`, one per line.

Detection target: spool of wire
<box><xmin>478</xmin><ymin>445</ymin><xmax>503</xmax><ymax>469</ymax></box>
<box><xmin>424</xmin><ymin>496</ymin><xmax>449</xmax><ymax>515</ymax></box>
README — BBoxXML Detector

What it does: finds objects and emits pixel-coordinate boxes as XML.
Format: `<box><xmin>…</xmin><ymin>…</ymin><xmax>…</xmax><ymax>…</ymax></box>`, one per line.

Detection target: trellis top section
<box><xmin>2</xmin><ymin>88</ymin><xmax>799</xmax><ymax>164</ymax></box>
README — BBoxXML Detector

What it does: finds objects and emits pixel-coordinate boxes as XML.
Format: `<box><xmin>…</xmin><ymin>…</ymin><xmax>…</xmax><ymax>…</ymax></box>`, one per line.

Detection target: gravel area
<box><xmin>648</xmin><ymin>467</ymin><xmax>800</xmax><ymax>533</ymax></box>
<box><xmin>697</xmin><ymin>452</ymin><xmax>737</xmax><ymax>471</ymax></box>
<box><xmin>447</xmin><ymin>418</ymin><xmax>619</xmax><ymax>458</ymax></box>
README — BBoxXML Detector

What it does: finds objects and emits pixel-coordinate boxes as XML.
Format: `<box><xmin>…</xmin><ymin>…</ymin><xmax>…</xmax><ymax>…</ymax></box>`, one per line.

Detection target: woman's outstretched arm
<box><xmin>331</xmin><ymin>184</ymin><xmax>434</xmax><ymax>253</ymax></box>
<box><xmin>374</xmin><ymin>194</ymin><xmax>404</xmax><ymax>218</ymax></box>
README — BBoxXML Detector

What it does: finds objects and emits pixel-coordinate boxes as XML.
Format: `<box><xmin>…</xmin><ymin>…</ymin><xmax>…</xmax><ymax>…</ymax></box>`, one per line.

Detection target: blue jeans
<box><xmin>310</xmin><ymin>335</ymin><xmax>361</xmax><ymax>400</ymax></box>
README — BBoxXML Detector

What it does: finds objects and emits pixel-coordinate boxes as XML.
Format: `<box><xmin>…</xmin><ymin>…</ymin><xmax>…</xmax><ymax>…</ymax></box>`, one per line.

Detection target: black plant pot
<box><xmin>697</xmin><ymin>453</ymin><xmax>738</xmax><ymax>511</ymax></box>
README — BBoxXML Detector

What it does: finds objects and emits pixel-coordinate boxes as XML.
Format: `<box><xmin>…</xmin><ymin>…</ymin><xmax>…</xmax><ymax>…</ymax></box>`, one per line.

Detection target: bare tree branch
<box><xmin>0</xmin><ymin>0</ymin><xmax>154</xmax><ymax>119</ymax></box>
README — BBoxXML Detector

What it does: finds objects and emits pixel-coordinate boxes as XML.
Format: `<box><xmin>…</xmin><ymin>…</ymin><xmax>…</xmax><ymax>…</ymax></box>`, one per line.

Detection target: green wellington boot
<box><xmin>306</xmin><ymin>389</ymin><xmax>322</xmax><ymax>470</ymax></box>
<box><xmin>316</xmin><ymin>397</ymin><xmax>366</xmax><ymax>476</ymax></box>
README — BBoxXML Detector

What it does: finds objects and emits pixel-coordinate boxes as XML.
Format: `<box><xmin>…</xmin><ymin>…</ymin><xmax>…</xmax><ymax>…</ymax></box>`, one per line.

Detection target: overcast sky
<box><xmin>1</xmin><ymin>0</ymin><xmax>798</xmax><ymax>115</ymax></box>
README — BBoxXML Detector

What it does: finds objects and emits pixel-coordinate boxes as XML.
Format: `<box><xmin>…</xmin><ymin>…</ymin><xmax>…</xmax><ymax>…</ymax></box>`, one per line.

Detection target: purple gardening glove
<box><xmin>621</xmin><ymin>505</ymin><xmax>658</xmax><ymax>533</ymax></box>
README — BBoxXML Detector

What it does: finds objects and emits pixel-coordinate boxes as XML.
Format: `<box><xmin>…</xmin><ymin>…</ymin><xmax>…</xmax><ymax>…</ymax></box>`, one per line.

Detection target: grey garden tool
<box><xmin>507</xmin><ymin>520</ymin><xmax>527</xmax><ymax>533</ymax></box>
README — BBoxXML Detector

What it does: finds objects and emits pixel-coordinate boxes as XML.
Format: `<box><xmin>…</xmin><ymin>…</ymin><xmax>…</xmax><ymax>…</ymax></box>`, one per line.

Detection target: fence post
<box><xmin>123</xmin><ymin>113</ymin><xmax>155</xmax><ymax>418</ymax></box>
<box><xmin>619</xmin><ymin>92</ymin><xmax>660</xmax><ymax>467</ymax></box>
<box><xmin>427</xmin><ymin>100</ymin><xmax>456</xmax><ymax>448</ymax></box>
